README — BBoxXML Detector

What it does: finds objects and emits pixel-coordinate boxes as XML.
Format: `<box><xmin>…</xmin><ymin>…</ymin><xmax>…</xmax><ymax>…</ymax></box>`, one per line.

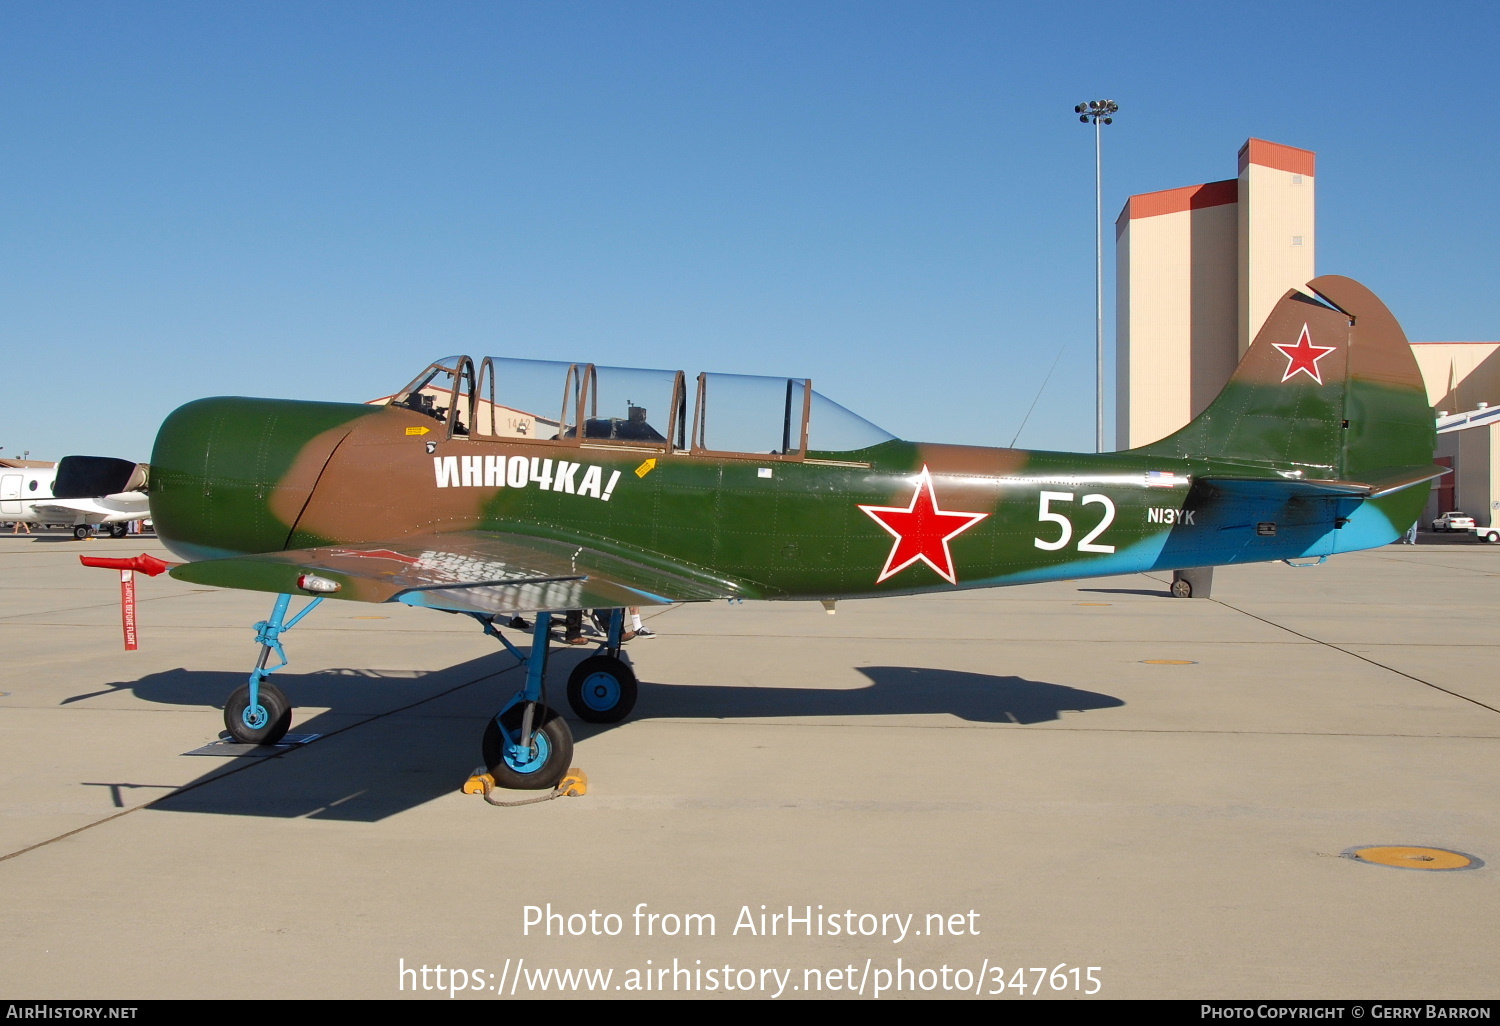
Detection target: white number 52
<box><xmin>1034</xmin><ymin>491</ymin><xmax>1116</xmax><ymax>554</ymax></box>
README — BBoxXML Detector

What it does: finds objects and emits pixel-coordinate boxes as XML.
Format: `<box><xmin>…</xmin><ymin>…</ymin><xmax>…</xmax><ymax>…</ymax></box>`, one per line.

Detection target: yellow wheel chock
<box><xmin>463</xmin><ymin>767</ymin><xmax>588</xmax><ymax>806</ymax></box>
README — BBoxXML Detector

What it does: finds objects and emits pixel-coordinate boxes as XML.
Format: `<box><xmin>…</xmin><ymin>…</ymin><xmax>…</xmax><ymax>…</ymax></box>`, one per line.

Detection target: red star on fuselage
<box><xmin>1271</xmin><ymin>323</ymin><xmax>1337</xmax><ymax>385</ymax></box>
<box><xmin>858</xmin><ymin>466</ymin><xmax>988</xmax><ymax>585</ymax></box>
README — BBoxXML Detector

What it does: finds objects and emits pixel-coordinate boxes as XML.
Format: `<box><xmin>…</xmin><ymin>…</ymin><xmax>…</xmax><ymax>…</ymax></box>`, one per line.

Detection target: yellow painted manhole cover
<box><xmin>1140</xmin><ymin>659</ymin><xmax>1197</xmax><ymax>665</ymax></box>
<box><xmin>1342</xmin><ymin>846</ymin><xmax>1483</xmax><ymax>871</ymax></box>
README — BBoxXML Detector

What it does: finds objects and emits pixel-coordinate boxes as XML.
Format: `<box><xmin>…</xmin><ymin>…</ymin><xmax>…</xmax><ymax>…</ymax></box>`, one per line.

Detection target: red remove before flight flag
<box><xmin>120</xmin><ymin>570</ymin><xmax>137</xmax><ymax>650</ymax></box>
<box><xmin>79</xmin><ymin>554</ymin><xmax>176</xmax><ymax>651</ymax></box>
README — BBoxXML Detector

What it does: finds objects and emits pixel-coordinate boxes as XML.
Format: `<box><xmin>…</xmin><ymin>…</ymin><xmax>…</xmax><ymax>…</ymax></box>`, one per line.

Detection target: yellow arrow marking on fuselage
<box><xmin>406</xmin><ymin>426</ymin><xmax>431</xmax><ymax>436</ymax></box>
<box><xmin>635</xmin><ymin>458</ymin><xmax>657</xmax><ymax>478</ymax></box>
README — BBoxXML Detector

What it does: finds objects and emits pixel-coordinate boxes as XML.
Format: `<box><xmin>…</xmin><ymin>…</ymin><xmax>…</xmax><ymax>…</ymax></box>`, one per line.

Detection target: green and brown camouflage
<box><xmin>148</xmin><ymin>276</ymin><xmax>1438</xmax><ymax>614</ymax></box>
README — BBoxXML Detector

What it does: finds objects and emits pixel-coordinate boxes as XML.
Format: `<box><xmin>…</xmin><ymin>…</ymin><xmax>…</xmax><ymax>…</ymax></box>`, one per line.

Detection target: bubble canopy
<box><xmin>384</xmin><ymin>356</ymin><xmax>897</xmax><ymax>458</ymax></box>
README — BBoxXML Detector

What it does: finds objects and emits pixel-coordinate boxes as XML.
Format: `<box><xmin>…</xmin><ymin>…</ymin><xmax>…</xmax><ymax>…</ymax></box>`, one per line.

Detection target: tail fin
<box><xmin>1134</xmin><ymin>276</ymin><xmax>1439</xmax><ymax>553</ymax></box>
<box><xmin>1133</xmin><ymin>275</ymin><xmax>1436</xmax><ymax>484</ymax></box>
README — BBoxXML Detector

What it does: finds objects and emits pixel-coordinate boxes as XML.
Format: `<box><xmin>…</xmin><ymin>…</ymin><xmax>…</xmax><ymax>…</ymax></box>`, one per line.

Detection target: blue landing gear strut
<box><xmin>223</xmin><ymin>593</ymin><xmax>324</xmax><ymax>745</ymax></box>
<box><xmin>469</xmin><ymin>612</ymin><xmax>575</xmax><ymax>790</ymax></box>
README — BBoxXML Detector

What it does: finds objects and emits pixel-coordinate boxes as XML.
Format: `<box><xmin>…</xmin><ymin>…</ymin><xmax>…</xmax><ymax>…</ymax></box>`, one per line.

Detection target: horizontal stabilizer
<box><xmin>1200</xmin><ymin>464</ymin><xmax>1448</xmax><ymax>501</ymax></box>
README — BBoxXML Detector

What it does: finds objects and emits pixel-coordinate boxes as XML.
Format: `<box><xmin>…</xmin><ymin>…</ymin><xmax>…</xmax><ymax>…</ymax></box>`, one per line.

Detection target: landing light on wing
<box><xmin>297</xmin><ymin>574</ymin><xmax>341</xmax><ymax>594</ymax></box>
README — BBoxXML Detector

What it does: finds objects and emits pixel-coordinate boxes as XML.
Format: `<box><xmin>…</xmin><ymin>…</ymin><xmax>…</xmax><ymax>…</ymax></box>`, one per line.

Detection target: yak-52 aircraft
<box><xmin>74</xmin><ymin>276</ymin><xmax>1438</xmax><ymax>790</ymax></box>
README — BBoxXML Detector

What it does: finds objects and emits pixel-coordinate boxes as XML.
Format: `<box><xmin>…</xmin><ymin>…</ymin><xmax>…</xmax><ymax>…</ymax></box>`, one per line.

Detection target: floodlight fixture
<box><xmin>1075</xmin><ymin>99</ymin><xmax>1119</xmax><ymax>452</ymax></box>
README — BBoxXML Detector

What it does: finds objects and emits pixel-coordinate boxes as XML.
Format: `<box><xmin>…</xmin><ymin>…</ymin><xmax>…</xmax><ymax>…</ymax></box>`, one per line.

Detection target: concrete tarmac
<box><xmin>0</xmin><ymin>533</ymin><xmax>1496</xmax><ymax>1000</ymax></box>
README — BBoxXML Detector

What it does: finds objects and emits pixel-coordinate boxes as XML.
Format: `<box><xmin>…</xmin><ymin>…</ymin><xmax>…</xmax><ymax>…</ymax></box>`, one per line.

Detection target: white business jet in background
<box><xmin>1</xmin><ymin>457</ymin><xmax>149</xmax><ymax>539</ymax></box>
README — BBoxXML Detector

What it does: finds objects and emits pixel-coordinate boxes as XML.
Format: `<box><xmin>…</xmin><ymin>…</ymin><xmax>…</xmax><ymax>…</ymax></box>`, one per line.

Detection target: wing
<box><xmin>167</xmin><ymin>531</ymin><xmax>746</xmax><ymax>614</ymax></box>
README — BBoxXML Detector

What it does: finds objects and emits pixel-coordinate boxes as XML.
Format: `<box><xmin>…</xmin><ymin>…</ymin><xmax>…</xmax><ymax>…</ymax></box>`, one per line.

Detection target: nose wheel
<box><xmin>224</xmin><ymin>681</ymin><xmax>292</xmax><ymax>745</ymax></box>
<box><xmin>221</xmin><ymin>593</ymin><xmax>322</xmax><ymax>746</ymax></box>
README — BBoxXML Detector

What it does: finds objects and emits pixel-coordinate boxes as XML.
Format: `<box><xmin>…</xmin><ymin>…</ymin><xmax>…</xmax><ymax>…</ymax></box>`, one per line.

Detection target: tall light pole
<box><xmin>1075</xmin><ymin>99</ymin><xmax>1117</xmax><ymax>453</ymax></box>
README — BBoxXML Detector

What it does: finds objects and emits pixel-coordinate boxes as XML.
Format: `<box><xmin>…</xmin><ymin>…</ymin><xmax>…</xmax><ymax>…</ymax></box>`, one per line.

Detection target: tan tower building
<box><xmin>1115</xmin><ymin>138</ymin><xmax>1316</xmax><ymax>449</ymax></box>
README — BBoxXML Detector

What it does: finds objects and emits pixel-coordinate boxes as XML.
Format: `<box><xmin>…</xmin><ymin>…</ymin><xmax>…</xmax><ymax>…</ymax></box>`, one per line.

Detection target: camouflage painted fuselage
<box><xmin>145</xmin><ymin>401</ymin><xmax>1418</xmax><ymax>601</ymax></box>
<box><xmin>147</xmin><ymin>277</ymin><xmax>1435</xmax><ymax>607</ymax></box>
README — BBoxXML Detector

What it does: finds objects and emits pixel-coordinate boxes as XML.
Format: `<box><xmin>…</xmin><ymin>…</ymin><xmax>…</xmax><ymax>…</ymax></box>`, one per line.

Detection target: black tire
<box><xmin>482</xmin><ymin>704</ymin><xmax>573</xmax><ymax>790</ymax></box>
<box><xmin>1170</xmin><ymin>578</ymin><xmax>1192</xmax><ymax>599</ymax></box>
<box><xmin>108</xmin><ymin>524</ymin><xmax>128</xmax><ymax>538</ymax></box>
<box><xmin>566</xmin><ymin>655</ymin><xmax>639</xmax><ymax>724</ymax></box>
<box><xmin>223</xmin><ymin>682</ymin><xmax>292</xmax><ymax>745</ymax></box>
<box><xmin>73</xmin><ymin>525</ymin><xmax>94</xmax><ymax>540</ymax></box>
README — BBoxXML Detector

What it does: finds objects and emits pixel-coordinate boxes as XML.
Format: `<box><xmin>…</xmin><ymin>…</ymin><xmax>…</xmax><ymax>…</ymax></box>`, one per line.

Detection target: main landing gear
<box><xmin>567</xmin><ymin>608</ymin><xmax>637</xmax><ymax>724</ymax></box>
<box><xmin>567</xmin><ymin>656</ymin><xmax>638</xmax><ymax>724</ymax></box>
<box><xmin>467</xmin><ymin>608</ymin><xmax>638</xmax><ymax>789</ymax></box>
<box><xmin>223</xmin><ymin>593</ymin><xmax>324</xmax><ymax>746</ymax></box>
<box><xmin>468</xmin><ymin>611</ymin><xmax>574</xmax><ymax>789</ymax></box>
<box><xmin>219</xmin><ymin>597</ymin><xmax>638</xmax><ymax>792</ymax></box>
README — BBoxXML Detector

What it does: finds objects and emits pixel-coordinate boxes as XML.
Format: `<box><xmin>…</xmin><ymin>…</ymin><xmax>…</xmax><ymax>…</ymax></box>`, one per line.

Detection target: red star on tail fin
<box><xmin>1271</xmin><ymin>324</ymin><xmax>1337</xmax><ymax>384</ymax></box>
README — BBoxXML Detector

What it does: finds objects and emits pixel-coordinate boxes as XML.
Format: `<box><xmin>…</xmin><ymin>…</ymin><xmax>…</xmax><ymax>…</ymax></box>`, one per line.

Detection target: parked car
<box><xmin>1475</xmin><ymin>525</ymin><xmax>1500</xmax><ymax>543</ymax></box>
<box><xmin>1431</xmin><ymin>511</ymin><xmax>1476</xmax><ymax>532</ymax></box>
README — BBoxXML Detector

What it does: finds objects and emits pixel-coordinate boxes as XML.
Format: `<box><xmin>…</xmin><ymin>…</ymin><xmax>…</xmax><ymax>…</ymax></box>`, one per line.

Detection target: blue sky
<box><xmin>1</xmin><ymin>1</ymin><xmax>1494</xmax><ymax>463</ymax></box>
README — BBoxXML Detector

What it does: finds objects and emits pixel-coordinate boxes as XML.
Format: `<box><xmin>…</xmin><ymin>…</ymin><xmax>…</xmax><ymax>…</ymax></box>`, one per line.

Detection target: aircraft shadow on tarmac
<box><xmin>640</xmin><ymin>665</ymin><xmax>1123</xmax><ymax>725</ymax></box>
<box><xmin>74</xmin><ymin>654</ymin><xmax>1122</xmax><ymax>822</ymax></box>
